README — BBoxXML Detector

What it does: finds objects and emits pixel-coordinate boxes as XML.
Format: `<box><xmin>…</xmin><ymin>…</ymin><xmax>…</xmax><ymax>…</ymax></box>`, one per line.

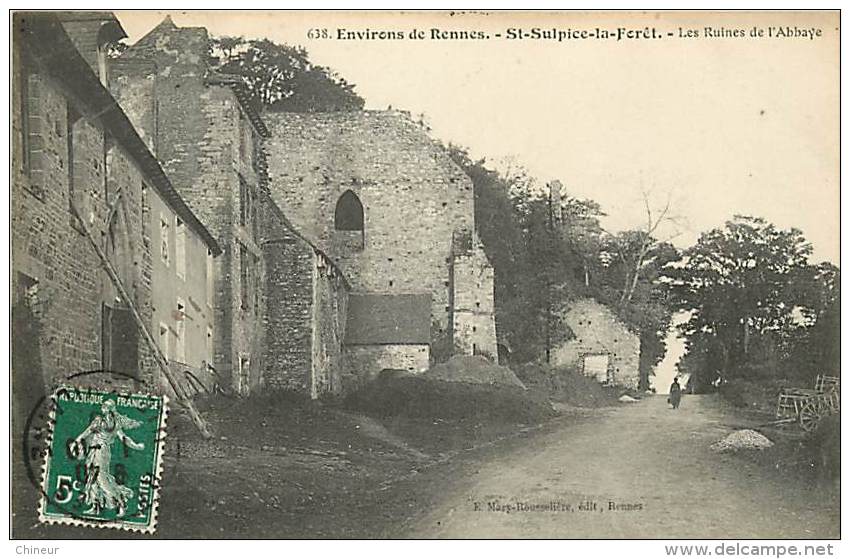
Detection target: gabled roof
<box><xmin>17</xmin><ymin>12</ymin><xmax>221</xmax><ymax>256</ymax></box>
<box><xmin>345</xmin><ymin>293</ymin><xmax>431</xmax><ymax>345</ymax></box>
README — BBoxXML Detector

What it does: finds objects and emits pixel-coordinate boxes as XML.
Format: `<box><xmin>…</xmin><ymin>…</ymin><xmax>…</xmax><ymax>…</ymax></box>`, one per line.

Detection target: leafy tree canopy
<box><xmin>209</xmin><ymin>36</ymin><xmax>365</xmax><ymax>112</ymax></box>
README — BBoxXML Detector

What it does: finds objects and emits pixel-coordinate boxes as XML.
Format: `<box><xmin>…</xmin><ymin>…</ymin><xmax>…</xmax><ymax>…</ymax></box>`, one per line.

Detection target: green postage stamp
<box><xmin>38</xmin><ymin>386</ymin><xmax>168</xmax><ymax>533</ymax></box>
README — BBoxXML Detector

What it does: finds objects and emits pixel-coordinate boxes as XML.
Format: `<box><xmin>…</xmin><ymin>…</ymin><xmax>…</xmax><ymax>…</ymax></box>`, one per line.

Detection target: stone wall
<box><xmin>310</xmin><ymin>252</ymin><xmax>349</xmax><ymax>398</ymax></box>
<box><xmin>12</xmin><ymin>18</ymin><xmax>221</xmax><ymax>422</ymax></box>
<box><xmin>260</xmin><ymin>194</ymin><xmax>349</xmax><ymax>397</ymax></box>
<box><xmin>121</xmin><ymin>18</ymin><xmax>267</xmax><ymax>394</ymax></box>
<box><xmin>11</xmin><ymin>42</ymin><xmax>154</xmax><ymax>400</ymax></box>
<box><xmin>109</xmin><ymin>59</ymin><xmax>158</xmax><ymax>153</ymax></box>
<box><xmin>551</xmin><ymin>298</ymin><xmax>640</xmax><ymax>389</ymax></box>
<box><xmin>263</xmin><ymin>111</ymin><xmax>475</xmax><ymax>336</ymax></box>
<box><xmin>344</xmin><ymin>345</ymin><xmax>431</xmax><ymax>388</ymax></box>
<box><xmin>146</xmin><ymin>185</ymin><xmax>216</xmax><ymax>372</ymax></box>
<box><xmin>260</xmin><ymin>201</ymin><xmax>314</xmax><ymax>393</ymax></box>
<box><xmin>452</xmin><ymin>238</ymin><xmax>498</xmax><ymax>358</ymax></box>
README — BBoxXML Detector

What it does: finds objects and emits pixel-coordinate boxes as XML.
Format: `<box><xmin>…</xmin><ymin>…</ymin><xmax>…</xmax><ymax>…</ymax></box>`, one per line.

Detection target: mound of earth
<box><xmin>424</xmin><ymin>355</ymin><xmax>527</xmax><ymax>389</ymax></box>
<box><xmin>513</xmin><ymin>363</ymin><xmax>619</xmax><ymax>408</ymax></box>
<box><xmin>710</xmin><ymin>429</ymin><xmax>774</xmax><ymax>452</ymax></box>
<box><xmin>343</xmin><ymin>374</ymin><xmax>554</xmax><ymax>424</ymax></box>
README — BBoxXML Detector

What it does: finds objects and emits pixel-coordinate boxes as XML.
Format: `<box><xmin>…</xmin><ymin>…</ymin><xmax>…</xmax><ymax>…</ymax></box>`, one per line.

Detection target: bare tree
<box><xmin>615</xmin><ymin>188</ymin><xmax>685</xmax><ymax>306</ymax></box>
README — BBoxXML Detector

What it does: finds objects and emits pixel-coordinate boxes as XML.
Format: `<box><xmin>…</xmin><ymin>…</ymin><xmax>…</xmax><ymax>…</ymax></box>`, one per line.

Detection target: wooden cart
<box><xmin>774</xmin><ymin>375</ymin><xmax>840</xmax><ymax>432</ymax></box>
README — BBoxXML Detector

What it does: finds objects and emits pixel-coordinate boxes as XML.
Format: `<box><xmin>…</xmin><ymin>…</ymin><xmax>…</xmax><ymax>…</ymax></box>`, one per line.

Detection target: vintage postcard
<box><xmin>9</xmin><ymin>9</ymin><xmax>839</xmax><ymax>542</ymax></box>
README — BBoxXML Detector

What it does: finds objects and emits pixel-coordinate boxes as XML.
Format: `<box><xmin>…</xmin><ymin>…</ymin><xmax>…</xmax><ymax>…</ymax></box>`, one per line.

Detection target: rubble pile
<box><xmin>710</xmin><ymin>429</ymin><xmax>774</xmax><ymax>452</ymax></box>
<box><xmin>618</xmin><ymin>394</ymin><xmax>640</xmax><ymax>403</ymax></box>
<box><xmin>425</xmin><ymin>355</ymin><xmax>527</xmax><ymax>389</ymax></box>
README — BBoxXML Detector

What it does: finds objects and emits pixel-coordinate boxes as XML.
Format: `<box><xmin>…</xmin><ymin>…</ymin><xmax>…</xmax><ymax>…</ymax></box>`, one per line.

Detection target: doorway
<box><xmin>583</xmin><ymin>354</ymin><xmax>610</xmax><ymax>384</ymax></box>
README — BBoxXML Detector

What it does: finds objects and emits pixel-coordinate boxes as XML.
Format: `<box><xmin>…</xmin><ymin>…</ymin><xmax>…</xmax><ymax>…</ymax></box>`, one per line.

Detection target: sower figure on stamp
<box><xmin>668</xmin><ymin>377</ymin><xmax>682</xmax><ymax>410</ymax></box>
<box><xmin>71</xmin><ymin>399</ymin><xmax>145</xmax><ymax>517</ymax></box>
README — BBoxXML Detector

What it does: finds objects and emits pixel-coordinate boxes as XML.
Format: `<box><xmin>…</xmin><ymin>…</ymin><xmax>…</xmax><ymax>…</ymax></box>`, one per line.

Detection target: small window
<box><xmin>240</xmin><ymin>244</ymin><xmax>251</xmax><ymax>311</ymax></box>
<box><xmin>141</xmin><ymin>181</ymin><xmax>149</xmax><ymax>212</ymax></box>
<box><xmin>16</xmin><ymin>273</ymin><xmax>39</xmax><ymax>312</ymax></box>
<box><xmin>158</xmin><ymin>323</ymin><xmax>170</xmax><ymax>361</ymax></box>
<box><xmin>160</xmin><ymin>214</ymin><xmax>170</xmax><ymax>266</ymax></box>
<box><xmin>239</xmin><ymin>176</ymin><xmax>252</xmax><ymax>230</ymax></box>
<box><xmin>175</xmin><ymin>216</ymin><xmax>186</xmax><ymax>279</ymax></box>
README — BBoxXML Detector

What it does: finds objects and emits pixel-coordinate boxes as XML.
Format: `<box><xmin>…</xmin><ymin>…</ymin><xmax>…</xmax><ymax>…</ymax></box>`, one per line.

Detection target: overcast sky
<box><xmin>116</xmin><ymin>10</ymin><xmax>839</xmax><ymax>264</ymax></box>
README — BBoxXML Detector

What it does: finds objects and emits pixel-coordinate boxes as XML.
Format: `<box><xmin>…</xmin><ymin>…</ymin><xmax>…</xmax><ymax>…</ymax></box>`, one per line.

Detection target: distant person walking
<box><xmin>668</xmin><ymin>377</ymin><xmax>682</xmax><ymax>409</ymax></box>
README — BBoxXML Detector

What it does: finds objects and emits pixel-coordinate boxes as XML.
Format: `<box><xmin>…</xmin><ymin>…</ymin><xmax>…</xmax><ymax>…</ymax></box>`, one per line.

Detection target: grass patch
<box><xmin>343</xmin><ymin>374</ymin><xmax>556</xmax><ymax>424</ymax></box>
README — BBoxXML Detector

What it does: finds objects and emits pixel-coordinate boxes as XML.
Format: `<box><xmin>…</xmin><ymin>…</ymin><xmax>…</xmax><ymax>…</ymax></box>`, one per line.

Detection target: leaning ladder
<box><xmin>70</xmin><ymin>200</ymin><xmax>213</xmax><ymax>438</ymax></box>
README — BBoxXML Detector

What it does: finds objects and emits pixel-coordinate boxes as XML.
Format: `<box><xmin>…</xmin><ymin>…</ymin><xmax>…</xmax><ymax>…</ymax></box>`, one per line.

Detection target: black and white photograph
<box><xmin>8</xmin><ymin>8</ymin><xmax>841</xmax><ymax>544</ymax></box>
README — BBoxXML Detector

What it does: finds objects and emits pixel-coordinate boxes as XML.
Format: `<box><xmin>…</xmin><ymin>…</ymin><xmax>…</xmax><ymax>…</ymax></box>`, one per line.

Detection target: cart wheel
<box><xmin>799</xmin><ymin>402</ymin><xmax>820</xmax><ymax>432</ymax></box>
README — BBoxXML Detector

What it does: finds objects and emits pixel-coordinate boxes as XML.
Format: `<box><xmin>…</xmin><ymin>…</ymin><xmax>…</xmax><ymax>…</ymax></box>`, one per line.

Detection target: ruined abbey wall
<box><xmin>263</xmin><ymin>111</ymin><xmax>475</xmax><ymax>335</ymax></box>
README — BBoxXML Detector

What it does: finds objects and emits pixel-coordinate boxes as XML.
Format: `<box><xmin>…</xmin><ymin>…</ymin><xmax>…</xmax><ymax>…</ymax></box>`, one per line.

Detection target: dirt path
<box><xmin>399</xmin><ymin>395</ymin><xmax>839</xmax><ymax>539</ymax></box>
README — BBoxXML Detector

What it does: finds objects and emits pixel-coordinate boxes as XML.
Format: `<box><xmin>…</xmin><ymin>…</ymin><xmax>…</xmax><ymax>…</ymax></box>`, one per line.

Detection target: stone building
<box><xmin>106</xmin><ymin>17</ymin><xmax>498</xmax><ymax>398</ymax></box>
<box><xmin>259</xmin><ymin>196</ymin><xmax>350</xmax><ymax>398</ymax></box>
<box><xmin>263</xmin><ymin>111</ymin><xmax>498</xmax><ymax>379</ymax></box>
<box><xmin>344</xmin><ymin>294</ymin><xmax>432</xmax><ymax>387</ymax></box>
<box><xmin>115</xmin><ymin>17</ymin><xmax>271</xmax><ymax>395</ymax></box>
<box><xmin>551</xmin><ymin>298</ymin><xmax>640</xmax><ymax>389</ymax></box>
<box><xmin>11</xmin><ymin>13</ymin><xmax>221</xmax><ymax>419</ymax></box>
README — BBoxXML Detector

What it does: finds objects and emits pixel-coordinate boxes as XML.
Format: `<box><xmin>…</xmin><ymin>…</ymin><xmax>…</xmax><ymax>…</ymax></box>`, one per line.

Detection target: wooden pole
<box><xmin>70</xmin><ymin>202</ymin><xmax>213</xmax><ymax>438</ymax></box>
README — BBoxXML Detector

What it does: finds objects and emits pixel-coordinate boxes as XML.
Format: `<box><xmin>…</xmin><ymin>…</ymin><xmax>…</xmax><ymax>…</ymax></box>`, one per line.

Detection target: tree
<box><xmin>561</xmin><ymin>197</ymin><xmax>606</xmax><ymax>289</ymax></box>
<box><xmin>669</xmin><ymin>215</ymin><xmax>824</xmax><ymax>387</ymax></box>
<box><xmin>595</xmin><ymin>232</ymin><xmax>680</xmax><ymax>390</ymax></box>
<box><xmin>611</xmin><ymin>189</ymin><xmax>682</xmax><ymax>306</ymax></box>
<box><xmin>209</xmin><ymin>36</ymin><xmax>365</xmax><ymax>112</ymax></box>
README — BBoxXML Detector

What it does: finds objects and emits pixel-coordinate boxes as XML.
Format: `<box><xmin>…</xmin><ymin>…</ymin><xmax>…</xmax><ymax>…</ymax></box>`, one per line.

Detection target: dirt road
<box><xmin>399</xmin><ymin>395</ymin><xmax>839</xmax><ymax>539</ymax></box>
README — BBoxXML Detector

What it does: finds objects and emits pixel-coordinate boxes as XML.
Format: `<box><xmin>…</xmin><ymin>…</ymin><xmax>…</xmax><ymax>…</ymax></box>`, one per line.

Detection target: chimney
<box><xmin>55</xmin><ymin>12</ymin><xmax>127</xmax><ymax>86</ymax></box>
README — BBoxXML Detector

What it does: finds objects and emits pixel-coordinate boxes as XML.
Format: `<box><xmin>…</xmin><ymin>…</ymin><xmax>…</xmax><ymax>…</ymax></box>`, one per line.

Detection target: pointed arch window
<box><xmin>334</xmin><ymin>190</ymin><xmax>364</xmax><ymax>232</ymax></box>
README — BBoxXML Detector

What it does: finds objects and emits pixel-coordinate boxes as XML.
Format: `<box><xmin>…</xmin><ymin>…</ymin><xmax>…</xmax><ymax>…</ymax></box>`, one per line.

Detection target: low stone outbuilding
<box><xmin>343</xmin><ymin>293</ymin><xmax>432</xmax><ymax>388</ymax></box>
<box><xmin>551</xmin><ymin>298</ymin><xmax>640</xmax><ymax>389</ymax></box>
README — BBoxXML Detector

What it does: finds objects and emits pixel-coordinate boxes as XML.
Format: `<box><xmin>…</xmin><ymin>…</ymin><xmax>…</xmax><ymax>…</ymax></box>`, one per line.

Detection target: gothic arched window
<box><xmin>334</xmin><ymin>190</ymin><xmax>364</xmax><ymax>232</ymax></box>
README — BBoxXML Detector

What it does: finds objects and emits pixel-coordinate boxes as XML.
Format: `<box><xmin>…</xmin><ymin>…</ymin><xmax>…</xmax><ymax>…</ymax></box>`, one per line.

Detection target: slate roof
<box><xmin>345</xmin><ymin>293</ymin><xmax>431</xmax><ymax>345</ymax></box>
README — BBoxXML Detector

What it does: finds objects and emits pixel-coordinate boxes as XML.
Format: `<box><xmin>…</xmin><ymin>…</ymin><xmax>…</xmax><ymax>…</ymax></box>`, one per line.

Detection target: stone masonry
<box><xmin>551</xmin><ymin>298</ymin><xmax>641</xmax><ymax>389</ymax></box>
<box><xmin>117</xmin><ymin>17</ymin><xmax>269</xmax><ymax>395</ymax></box>
<box><xmin>260</xmin><ymin>192</ymin><xmax>349</xmax><ymax>397</ymax></box>
<box><xmin>263</xmin><ymin>111</ymin><xmax>497</xmax><ymax>358</ymax></box>
<box><xmin>11</xmin><ymin>13</ymin><xmax>220</xmax><ymax>419</ymax></box>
